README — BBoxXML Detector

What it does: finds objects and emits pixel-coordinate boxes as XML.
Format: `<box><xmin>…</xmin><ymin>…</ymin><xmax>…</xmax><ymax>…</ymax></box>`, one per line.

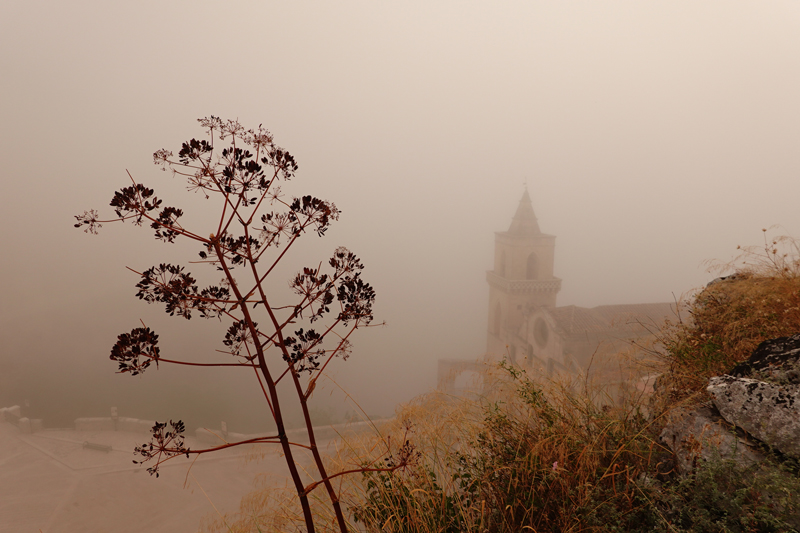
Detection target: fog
<box><xmin>2</xmin><ymin>1</ymin><xmax>800</xmax><ymax>433</ymax></box>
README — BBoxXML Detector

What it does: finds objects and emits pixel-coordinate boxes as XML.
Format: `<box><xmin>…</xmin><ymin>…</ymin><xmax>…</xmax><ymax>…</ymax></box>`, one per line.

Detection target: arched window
<box><xmin>498</xmin><ymin>251</ymin><xmax>507</xmax><ymax>277</ymax></box>
<box><xmin>508</xmin><ymin>344</ymin><xmax>517</xmax><ymax>364</ymax></box>
<box><xmin>526</xmin><ymin>252</ymin><xmax>539</xmax><ymax>280</ymax></box>
<box><xmin>534</xmin><ymin>317</ymin><xmax>549</xmax><ymax>348</ymax></box>
<box><xmin>493</xmin><ymin>303</ymin><xmax>502</xmax><ymax>337</ymax></box>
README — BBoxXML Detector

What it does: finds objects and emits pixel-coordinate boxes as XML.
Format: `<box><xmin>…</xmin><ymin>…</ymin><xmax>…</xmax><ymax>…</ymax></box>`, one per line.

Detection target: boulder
<box><xmin>708</xmin><ymin>375</ymin><xmax>800</xmax><ymax>458</ymax></box>
<box><xmin>659</xmin><ymin>406</ymin><xmax>763</xmax><ymax>475</ymax></box>
<box><xmin>659</xmin><ymin>335</ymin><xmax>800</xmax><ymax>477</ymax></box>
<box><xmin>705</xmin><ymin>272</ymin><xmax>748</xmax><ymax>287</ymax></box>
<box><xmin>729</xmin><ymin>333</ymin><xmax>800</xmax><ymax>383</ymax></box>
<box><xmin>703</xmin><ymin>334</ymin><xmax>800</xmax><ymax>458</ymax></box>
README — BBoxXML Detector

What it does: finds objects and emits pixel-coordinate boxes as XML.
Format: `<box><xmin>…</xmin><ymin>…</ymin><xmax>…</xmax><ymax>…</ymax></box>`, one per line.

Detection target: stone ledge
<box><xmin>708</xmin><ymin>375</ymin><xmax>800</xmax><ymax>458</ymax></box>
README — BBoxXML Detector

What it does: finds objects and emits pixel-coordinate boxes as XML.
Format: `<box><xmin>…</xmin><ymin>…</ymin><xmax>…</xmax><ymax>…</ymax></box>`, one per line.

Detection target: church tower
<box><xmin>486</xmin><ymin>190</ymin><xmax>561</xmax><ymax>357</ymax></box>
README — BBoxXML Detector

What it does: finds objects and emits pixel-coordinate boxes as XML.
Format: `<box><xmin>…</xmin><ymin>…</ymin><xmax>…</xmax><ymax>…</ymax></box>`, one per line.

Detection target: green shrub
<box><xmin>347</xmin><ymin>363</ymin><xmax>666</xmax><ymax>533</ymax></box>
<box><xmin>653</xmin><ymin>457</ymin><xmax>800</xmax><ymax>533</ymax></box>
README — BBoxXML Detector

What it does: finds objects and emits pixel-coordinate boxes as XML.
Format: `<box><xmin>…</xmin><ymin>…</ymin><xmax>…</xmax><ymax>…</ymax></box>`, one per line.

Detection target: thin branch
<box><xmin>302</xmin><ymin>462</ymin><xmax>411</xmax><ymax>496</ymax></box>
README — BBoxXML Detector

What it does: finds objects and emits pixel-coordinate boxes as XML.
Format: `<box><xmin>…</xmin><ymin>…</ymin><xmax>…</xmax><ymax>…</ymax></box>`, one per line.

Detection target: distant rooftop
<box><xmin>548</xmin><ymin>302</ymin><xmax>675</xmax><ymax>337</ymax></box>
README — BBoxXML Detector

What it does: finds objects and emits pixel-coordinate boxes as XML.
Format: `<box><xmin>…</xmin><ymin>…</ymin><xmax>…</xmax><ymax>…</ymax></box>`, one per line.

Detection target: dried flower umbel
<box><xmin>76</xmin><ymin>117</ymin><xmax>409</xmax><ymax>533</ymax></box>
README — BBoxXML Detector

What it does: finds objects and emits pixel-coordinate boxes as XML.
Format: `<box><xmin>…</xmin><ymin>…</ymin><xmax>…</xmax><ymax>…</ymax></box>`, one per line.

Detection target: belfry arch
<box><xmin>526</xmin><ymin>252</ymin><xmax>539</xmax><ymax>280</ymax></box>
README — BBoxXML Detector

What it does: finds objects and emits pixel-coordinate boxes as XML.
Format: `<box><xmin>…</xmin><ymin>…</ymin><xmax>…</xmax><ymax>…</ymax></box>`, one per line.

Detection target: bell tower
<box><xmin>486</xmin><ymin>190</ymin><xmax>561</xmax><ymax>357</ymax></box>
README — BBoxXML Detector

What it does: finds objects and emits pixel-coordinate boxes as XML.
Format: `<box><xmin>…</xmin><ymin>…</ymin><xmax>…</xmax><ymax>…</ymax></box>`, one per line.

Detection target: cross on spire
<box><xmin>508</xmin><ymin>188</ymin><xmax>541</xmax><ymax>234</ymax></box>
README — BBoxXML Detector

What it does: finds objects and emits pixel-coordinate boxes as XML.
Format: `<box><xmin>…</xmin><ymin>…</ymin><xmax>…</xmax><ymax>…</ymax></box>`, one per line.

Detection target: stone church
<box><xmin>438</xmin><ymin>190</ymin><xmax>674</xmax><ymax>392</ymax></box>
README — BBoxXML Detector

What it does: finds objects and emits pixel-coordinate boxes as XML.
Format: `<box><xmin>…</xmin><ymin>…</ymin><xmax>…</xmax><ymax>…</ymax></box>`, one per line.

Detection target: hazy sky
<box><xmin>2</xmin><ymin>1</ymin><xmax>799</xmax><ymax>421</ymax></box>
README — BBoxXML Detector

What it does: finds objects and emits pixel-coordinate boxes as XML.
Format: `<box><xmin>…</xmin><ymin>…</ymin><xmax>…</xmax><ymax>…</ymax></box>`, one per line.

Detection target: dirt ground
<box><xmin>0</xmin><ymin>421</ymin><xmax>326</xmax><ymax>533</ymax></box>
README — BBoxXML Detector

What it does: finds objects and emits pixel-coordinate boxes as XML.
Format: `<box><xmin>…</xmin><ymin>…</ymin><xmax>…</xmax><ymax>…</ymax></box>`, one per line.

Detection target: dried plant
<box><xmin>75</xmin><ymin>117</ymin><xmax>412</xmax><ymax>533</ymax></box>
<box><xmin>200</xmin><ymin>229</ymin><xmax>800</xmax><ymax>532</ymax></box>
<box><xmin>659</xmin><ymin>229</ymin><xmax>800</xmax><ymax>400</ymax></box>
<box><xmin>706</xmin><ymin>227</ymin><xmax>800</xmax><ymax>279</ymax></box>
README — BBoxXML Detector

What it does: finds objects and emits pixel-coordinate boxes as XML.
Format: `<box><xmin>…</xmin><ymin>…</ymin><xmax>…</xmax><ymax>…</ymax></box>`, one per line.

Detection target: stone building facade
<box><xmin>438</xmin><ymin>191</ymin><xmax>673</xmax><ymax>392</ymax></box>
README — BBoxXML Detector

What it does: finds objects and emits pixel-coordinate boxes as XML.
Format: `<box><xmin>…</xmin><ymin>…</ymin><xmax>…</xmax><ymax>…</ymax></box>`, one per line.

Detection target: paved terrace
<box><xmin>0</xmin><ymin>419</ymin><xmax>343</xmax><ymax>532</ymax></box>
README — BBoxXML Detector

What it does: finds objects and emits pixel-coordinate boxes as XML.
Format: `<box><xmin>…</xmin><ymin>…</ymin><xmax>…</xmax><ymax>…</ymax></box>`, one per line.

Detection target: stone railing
<box><xmin>0</xmin><ymin>406</ymin><xmax>43</xmax><ymax>434</ymax></box>
<box><xmin>194</xmin><ymin>418</ymin><xmax>391</xmax><ymax>446</ymax></box>
<box><xmin>2</xmin><ymin>404</ymin><xmax>389</xmax><ymax>443</ymax></box>
<box><xmin>74</xmin><ymin>417</ymin><xmax>155</xmax><ymax>433</ymax></box>
<box><xmin>486</xmin><ymin>271</ymin><xmax>562</xmax><ymax>294</ymax></box>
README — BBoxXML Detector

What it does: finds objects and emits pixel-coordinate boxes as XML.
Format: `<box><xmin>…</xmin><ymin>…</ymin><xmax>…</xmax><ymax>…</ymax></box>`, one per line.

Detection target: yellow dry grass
<box><xmin>202</xmin><ymin>229</ymin><xmax>800</xmax><ymax>533</ymax></box>
<box><xmin>658</xmin><ymin>230</ymin><xmax>800</xmax><ymax>401</ymax></box>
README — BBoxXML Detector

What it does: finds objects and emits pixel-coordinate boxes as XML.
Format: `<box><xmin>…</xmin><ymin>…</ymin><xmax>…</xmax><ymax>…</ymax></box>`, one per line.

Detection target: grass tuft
<box><xmin>659</xmin><ymin>231</ymin><xmax>800</xmax><ymax>401</ymax></box>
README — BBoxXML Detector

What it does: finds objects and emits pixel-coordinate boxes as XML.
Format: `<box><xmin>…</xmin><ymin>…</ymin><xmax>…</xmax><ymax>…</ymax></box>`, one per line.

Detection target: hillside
<box><xmin>203</xmin><ymin>232</ymin><xmax>800</xmax><ymax>533</ymax></box>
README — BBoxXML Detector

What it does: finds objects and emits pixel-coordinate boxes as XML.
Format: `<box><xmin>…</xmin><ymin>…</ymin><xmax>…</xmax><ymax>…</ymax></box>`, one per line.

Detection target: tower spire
<box><xmin>508</xmin><ymin>188</ymin><xmax>541</xmax><ymax>234</ymax></box>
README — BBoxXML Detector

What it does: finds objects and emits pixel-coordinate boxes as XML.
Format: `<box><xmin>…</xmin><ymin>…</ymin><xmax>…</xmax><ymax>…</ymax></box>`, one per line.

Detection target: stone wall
<box><xmin>0</xmin><ymin>405</ymin><xmax>45</xmax><ymax>434</ymax></box>
<box><xmin>0</xmin><ymin>406</ymin><xmax>157</xmax><ymax>435</ymax></box>
<box><xmin>2</xmin><ymin>403</ymin><xmax>388</xmax><ymax>445</ymax></box>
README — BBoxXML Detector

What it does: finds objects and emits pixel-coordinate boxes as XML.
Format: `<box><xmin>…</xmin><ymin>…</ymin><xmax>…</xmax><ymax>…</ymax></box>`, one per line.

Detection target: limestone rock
<box><xmin>707</xmin><ymin>375</ymin><xmax>800</xmax><ymax>458</ymax></box>
<box><xmin>730</xmin><ymin>333</ymin><xmax>800</xmax><ymax>383</ymax></box>
<box><xmin>659</xmin><ymin>406</ymin><xmax>763</xmax><ymax>475</ymax></box>
<box><xmin>706</xmin><ymin>272</ymin><xmax>748</xmax><ymax>287</ymax></box>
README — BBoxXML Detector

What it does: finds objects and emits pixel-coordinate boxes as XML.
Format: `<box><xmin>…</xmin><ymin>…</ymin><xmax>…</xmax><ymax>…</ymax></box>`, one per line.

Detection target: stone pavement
<box><xmin>0</xmin><ymin>422</ymin><xmax>316</xmax><ymax>533</ymax></box>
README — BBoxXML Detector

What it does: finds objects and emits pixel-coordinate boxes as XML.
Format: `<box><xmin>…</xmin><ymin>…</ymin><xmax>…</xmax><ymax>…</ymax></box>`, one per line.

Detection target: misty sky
<box><xmin>2</xmin><ymin>1</ymin><xmax>799</xmax><ymax>421</ymax></box>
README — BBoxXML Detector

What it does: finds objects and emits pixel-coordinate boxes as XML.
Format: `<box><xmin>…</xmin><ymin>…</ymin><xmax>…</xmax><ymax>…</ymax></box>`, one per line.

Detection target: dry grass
<box><xmin>200</xmin><ymin>363</ymin><xmax>669</xmax><ymax>533</ymax></box>
<box><xmin>658</xmin><ymin>230</ymin><xmax>800</xmax><ymax>401</ymax></box>
<box><xmin>202</xmin><ymin>230</ymin><xmax>800</xmax><ymax>532</ymax></box>
<box><xmin>342</xmin><ymin>364</ymin><xmax>673</xmax><ymax>533</ymax></box>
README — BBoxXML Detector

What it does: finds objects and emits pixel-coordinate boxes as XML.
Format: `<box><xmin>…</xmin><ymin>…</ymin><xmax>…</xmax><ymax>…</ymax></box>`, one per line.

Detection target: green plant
<box><xmin>337</xmin><ymin>362</ymin><xmax>670</xmax><ymax>533</ymax></box>
<box><xmin>353</xmin><ymin>461</ymin><xmax>480</xmax><ymax>533</ymax></box>
<box><xmin>651</xmin><ymin>455</ymin><xmax>800</xmax><ymax>533</ymax></box>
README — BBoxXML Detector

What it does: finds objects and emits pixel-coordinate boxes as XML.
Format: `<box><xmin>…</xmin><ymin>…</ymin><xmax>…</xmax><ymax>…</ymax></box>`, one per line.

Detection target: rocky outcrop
<box><xmin>707</xmin><ymin>375</ymin><xmax>800</xmax><ymax>458</ymax></box>
<box><xmin>729</xmin><ymin>333</ymin><xmax>800</xmax><ymax>382</ymax></box>
<box><xmin>661</xmin><ymin>334</ymin><xmax>800</xmax><ymax>473</ymax></box>
<box><xmin>705</xmin><ymin>272</ymin><xmax>749</xmax><ymax>287</ymax></box>
<box><xmin>659</xmin><ymin>406</ymin><xmax>762</xmax><ymax>474</ymax></box>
